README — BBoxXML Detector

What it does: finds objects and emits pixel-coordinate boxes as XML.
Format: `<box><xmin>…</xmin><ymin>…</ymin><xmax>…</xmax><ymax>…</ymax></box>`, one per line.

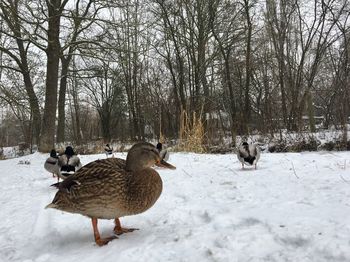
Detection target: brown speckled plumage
<box><xmin>46</xmin><ymin>142</ymin><xmax>175</xmax><ymax>246</ymax></box>
<box><xmin>50</xmin><ymin>165</ymin><xmax>162</xmax><ymax>219</ymax></box>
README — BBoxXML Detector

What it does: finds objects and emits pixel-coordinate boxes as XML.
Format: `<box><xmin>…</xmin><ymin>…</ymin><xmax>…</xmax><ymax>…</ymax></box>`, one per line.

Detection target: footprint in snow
<box><xmin>278</xmin><ymin>235</ymin><xmax>310</xmax><ymax>248</ymax></box>
<box><xmin>237</xmin><ymin>217</ymin><xmax>262</xmax><ymax>228</ymax></box>
<box><xmin>200</xmin><ymin>211</ymin><xmax>212</xmax><ymax>223</ymax></box>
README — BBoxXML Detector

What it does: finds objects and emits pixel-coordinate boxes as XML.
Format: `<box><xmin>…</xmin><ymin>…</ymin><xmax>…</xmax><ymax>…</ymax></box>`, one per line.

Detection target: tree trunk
<box><xmin>224</xmin><ymin>56</ymin><xmax>237</xmax><ymax>146</ymax></box>
<box><xmin>3</xmin><ymin>1</ymin><xmax>42</xmax><ymax>146</ymax></box>
<box><xmin>306</xmin><ymin>91</ymin><xmax>316</xmax><ymax>132</ymax></box>
<box><xmin>39</xmin><ymin>0</ymin><xmax>62</xmax><ymax>152</ymax></box>
<box><xmin>56</xmin><ymin>57</ymin><xmax>69</xmax><ymax>143</ymax></box>
<box><xmin>71</xmin><ymin>70</ymin><xmax>82</xmax><ymax>144</ymax></box>
<box><xmin>22</xmin><ymin>69</ymin><xmax>41</xmax><ymax>146</ymax></box>
<box><xmin>18</xmin><ymin>34</ymin><xmax>41</xmax><ymax>144</ymax></box>
<box><xmin>243</xmin><ymin>0</ymin><xmax>253</xmax><ymax>134</ymax></box>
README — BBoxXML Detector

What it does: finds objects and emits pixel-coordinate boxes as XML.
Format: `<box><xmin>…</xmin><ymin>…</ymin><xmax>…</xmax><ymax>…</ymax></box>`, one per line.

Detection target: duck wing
<box><xmin>251</xmin><ymin>145</ymin><xmax>260</xmax><ymax>161</ymax></box>
<box><xmin>44</xmin><ymin>157</ymin><xmax>60</xmax><ymax>174</ymax></box>
<box><xmin>247</xmin><ymin>145</ymin><xmax>256</xmax><ymax>156</ymax></box>
<box><xmin>80</xmin><ymin>158</ymin><xmax>126</xmax><ymax>171</ymax></box>
<box><xmin>53</xmin><ymin>165</ymin><xmax>127</xmax><ymax>193</ymax></box>
<box><xmin>48</xmin><ymin>165</ymin><xmax>131</xmax><ymax>218</ymax></box>
<box><xmin>52</xmin><ymin>158</ymin><xmax>126</xmax><ymax>189</ymax></box>
<box><xmin>238</xmin><ymin>146</ymin><xmax>249</xmax><ymax>158</ymax></box>
<box><xmin>68</xmin><ymin>155</ymin><xmax>82</xmax><ymax>170</ymax></box>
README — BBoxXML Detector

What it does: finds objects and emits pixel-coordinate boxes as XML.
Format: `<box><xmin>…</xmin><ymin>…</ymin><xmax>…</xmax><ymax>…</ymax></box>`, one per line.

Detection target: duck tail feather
<box><xmin>45</xmin><ymin>203</ymin><xmax>57</xmax><ymax>209</ymax></box>
<box><xmin>50</xmin><ymin>182</ymin><xmax>60</xmax><ymax>188</ymax></box>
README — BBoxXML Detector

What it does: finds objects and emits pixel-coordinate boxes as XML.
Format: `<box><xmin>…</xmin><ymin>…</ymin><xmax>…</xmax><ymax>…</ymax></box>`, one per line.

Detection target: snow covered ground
<box><xmin>0</xmin><ymin>151</ymin><xmax>350</xmax><ymax>262</ymax></box>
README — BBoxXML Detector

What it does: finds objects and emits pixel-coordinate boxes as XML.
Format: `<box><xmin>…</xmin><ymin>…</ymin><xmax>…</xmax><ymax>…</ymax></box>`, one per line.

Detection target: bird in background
<box><xmin>57</xmin><ymin>146</ymin><xmax>82</xmax><ymax>180</ymax></box>
<box><xmin>237</xmin><ymin>142</ymin><xmax>260</xmax><ymax>169</ymax></box>
<box><xmin>44</xmin><ymin>149</ymin><xmax>60</xmax><ymax>181</ymax></box>
<box><xmin>156</xmin><ymin>142</ymin><xmax>170</xmax><ymax>162</ymax></box>
<box><xmin>105</xmin><ymin>144</ymin><xmax>114</xmax><ymax>158</ymax></box>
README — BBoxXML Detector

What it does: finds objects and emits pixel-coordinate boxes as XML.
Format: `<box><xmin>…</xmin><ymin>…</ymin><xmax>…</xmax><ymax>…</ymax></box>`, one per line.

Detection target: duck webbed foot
<box><xmin>114</xmin><ymin>227</ymin><xmax>138</xmax><ymax>235</ymax></box>
<box><xmin>114</xmin><ymin>218</ymin><xmax>139</xmax><ymax>235</ymax></box>
<box><xmin>92</xmin><ymin>218</ymin><xmax>118</xmax><ymax>246</ymax></box>
<box><xmin>95</xmin><ymin>235</ymin><xmax>118</xmax><ymax>246</ymax></box>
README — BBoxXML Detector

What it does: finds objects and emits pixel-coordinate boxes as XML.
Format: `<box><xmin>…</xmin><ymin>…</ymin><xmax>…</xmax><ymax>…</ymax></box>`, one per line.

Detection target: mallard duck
<box><xmin>237</xmin><ymin>142</ymin><xmax>260</xmax><ymax>169</ymax></box>
<box><xmin>46</xmin><ymin>142</ymin><xmax>176</xmax><ymax>246</ymax></box>
<box><xmin>104</xmin><ymin>144</ymin><xmax>113</xmax><ymax>157</ymax></box>
<box><xmin>57</xmin><ymin>146</ymin><xmax>82</xmax><ymax>180</ymax></box>
<box><xmin>156</xmin><ymin>142</ymin><xmax>169</xmax><ymax>162</ymax></box>
<box><xmin>44</xmin><ymin>149</ymin><xmax>60</xmax><ymax>180</ymax></box>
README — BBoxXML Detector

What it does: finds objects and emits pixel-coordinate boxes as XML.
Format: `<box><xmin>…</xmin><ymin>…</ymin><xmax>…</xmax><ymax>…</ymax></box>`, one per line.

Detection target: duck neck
<box><xmin>125</xmin><ymin>160</ymin><xmax>146</xmax><ymax>172</ymax></box>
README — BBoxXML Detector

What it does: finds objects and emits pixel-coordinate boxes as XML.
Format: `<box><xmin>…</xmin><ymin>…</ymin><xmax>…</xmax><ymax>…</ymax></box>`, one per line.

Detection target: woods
<box><xmin>0</xmin><ymin>0</ymin><xmax>349</xmax><ymax>151</ymax></box>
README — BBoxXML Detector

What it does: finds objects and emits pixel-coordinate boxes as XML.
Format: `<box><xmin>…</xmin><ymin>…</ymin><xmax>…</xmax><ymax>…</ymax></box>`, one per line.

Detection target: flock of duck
<box><xmin>43</xmin><ymin>142</ymin><xmax>260</xmax><ymax>246</ymax></box>
<box><xmin>44</xmin><ymin>146</ymin><xmax>82</xmax><ymax>181</ymax></box>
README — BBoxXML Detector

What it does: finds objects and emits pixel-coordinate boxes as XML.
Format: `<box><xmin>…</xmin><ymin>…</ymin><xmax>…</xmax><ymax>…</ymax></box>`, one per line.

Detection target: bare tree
<box><xmin>0</xmin><ymin>0</ymin><xmax>42</xmax><ymax>145</ymax></box>
<box><xmin>78</xmin><ymin>50</ymin><xmax>125</xmax><ymax>142</ymax></box>
<box><xmin>56</xmin><ymin>0</ymin><xmax>106</xmax><ymax>143</ymax></box>
<box><xmin>241</xmin><ymin>0</ymin><xmax>256</xmax><ymax>134</ymax></box>
<box><xmin>209</xmin><ymin>0</ymin><xmax>243</xmax><ymax>143</ymax></box>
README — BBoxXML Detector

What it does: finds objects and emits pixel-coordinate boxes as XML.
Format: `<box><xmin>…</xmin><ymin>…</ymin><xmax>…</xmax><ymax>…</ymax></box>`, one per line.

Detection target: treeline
<box><xmin>0</xmin><ymin>0</ymin><xmax>349</xmax><ymax>151</ymax></box>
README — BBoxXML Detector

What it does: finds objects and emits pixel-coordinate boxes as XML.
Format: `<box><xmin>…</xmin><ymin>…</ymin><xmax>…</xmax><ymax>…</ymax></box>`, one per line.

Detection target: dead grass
<box><xmin>175</xmin><ymin>109</ymin><xmax>206</xmax><ymax>153</ymax></box>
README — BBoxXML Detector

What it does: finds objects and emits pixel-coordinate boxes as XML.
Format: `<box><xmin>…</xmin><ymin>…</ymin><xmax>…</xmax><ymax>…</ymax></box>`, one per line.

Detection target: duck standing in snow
<box><xmin>156</xmin><ymin>142</ymin><xmax>169</xmax><ymax>162</ymax></box>
<box><xmin>57</xmin><ymin>146</ymin><xmax>82</xmax><ymax>180</ymax></box>
<box><xmin>46</xmin><ymin>142</ymin><xmax>176</xmax><ymax>246</ymax></box>
<box><xmin>44</xmin><ymin>149</ymin><xmax>60</xmax><ymax>181</ymax></box>
<box><xmin>237</xmin><ymin>142</ymin><xmax>260</xmax><ymax>169</ymax></box>
<box><xmin>104</xmin><ymin>144</ymin><xmax>114</xmax><ymax>157</ymax></box>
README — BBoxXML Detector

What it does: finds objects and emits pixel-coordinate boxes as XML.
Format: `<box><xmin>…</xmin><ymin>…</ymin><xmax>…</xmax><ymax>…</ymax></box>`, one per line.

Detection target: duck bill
<box><xmin>156</xmin><ymin>159</ymin><xmax>176</xmax><ymax>170</ymax></box>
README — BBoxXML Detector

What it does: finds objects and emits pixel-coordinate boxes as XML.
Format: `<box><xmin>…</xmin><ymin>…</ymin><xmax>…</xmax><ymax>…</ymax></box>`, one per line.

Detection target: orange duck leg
<box><xmin>92</xmin><ymin>218</ymin><xmax>117</xmax><ymax>246</ymax></box>
<box><xmin>113</xmin><ymin>218</ymin><xmax>138</xmax><ymax>235</ymax></box>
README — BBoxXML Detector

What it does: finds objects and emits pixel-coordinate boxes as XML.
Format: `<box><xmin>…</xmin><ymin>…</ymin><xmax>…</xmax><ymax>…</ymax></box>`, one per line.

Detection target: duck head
<box><xmin>242</xmin><ymin>142</ymin><xmax>249</xmax><ymax>149</ymax></box>
<box><xmin>65</xmin><ymin>146</ymin><xmax>75</xmax><ymax>157</ymax></box>
<box><xmin>50</xmin><ymin>149</ymin><xmax>58</xmax><ymax>158</ymax></box>
<box><xmin>126</xmin><ymin>142</ymin><xmax>176</xmax><ymax>172</ymax></box>
<box><xmin>156</xmin><ymin>142</ymin><xmax>162</xmax><ymax>152</ymax></box>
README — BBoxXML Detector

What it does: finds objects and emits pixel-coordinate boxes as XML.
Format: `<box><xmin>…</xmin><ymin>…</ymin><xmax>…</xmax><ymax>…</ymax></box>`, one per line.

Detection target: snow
<box><xmin>1</xmin><ymin>151</ymin><xmax>350</xmax><ymax>262</ymax></box>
